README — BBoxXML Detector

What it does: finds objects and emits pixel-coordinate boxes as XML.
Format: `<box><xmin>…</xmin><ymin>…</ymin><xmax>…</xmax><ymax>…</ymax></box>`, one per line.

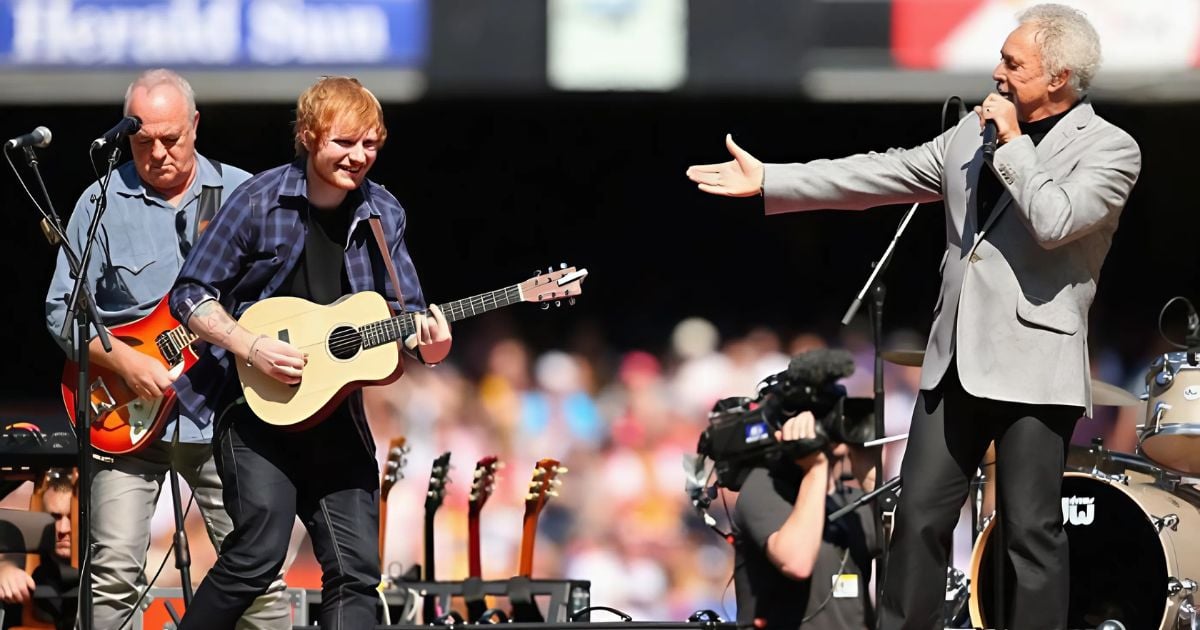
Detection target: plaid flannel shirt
<box><xmin>169</xmin><ymin>159</ymin><xmax>427</xmax><ymax>440</ymax></box>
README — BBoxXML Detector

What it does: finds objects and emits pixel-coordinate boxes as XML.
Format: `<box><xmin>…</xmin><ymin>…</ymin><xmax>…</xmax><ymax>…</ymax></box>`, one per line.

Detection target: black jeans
<box><xmin>878</xmin><ymin>366</ymin><xmax>1080</xmax><ymax>630</ymax></box>
<box><xmin>177</xmin><ymin>403</ymin><xmax>380</xmax><ymax>630</ymax></box>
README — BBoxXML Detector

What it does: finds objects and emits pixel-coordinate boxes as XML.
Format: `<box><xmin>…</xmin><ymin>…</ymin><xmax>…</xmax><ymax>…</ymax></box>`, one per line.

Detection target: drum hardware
<box><xmin>1179</xmin><ymin>596</ymin><xmax>1200</xmax><ymax>630</ymax></box>
<box><xmin>1153</xmin><ymin>513</ymin><xmax>1181</xmax><ymax>533</ymax></box>
<box><xmin>1169</xmin><ymin>578</ymin><xmax>1197</xmax><ymax>596</ymax></box>
<box><xmin>1089</xmin><ymin>469</ymin><xmax>1130</xmax><ymax>486</ymax></box>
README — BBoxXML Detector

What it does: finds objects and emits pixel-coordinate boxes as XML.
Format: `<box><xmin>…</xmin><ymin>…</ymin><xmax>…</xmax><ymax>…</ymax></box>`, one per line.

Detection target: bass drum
<box><xmin>970</xmin><ymin>471</ymin><xmax>1200</xmax><ymax>629</ymax></box>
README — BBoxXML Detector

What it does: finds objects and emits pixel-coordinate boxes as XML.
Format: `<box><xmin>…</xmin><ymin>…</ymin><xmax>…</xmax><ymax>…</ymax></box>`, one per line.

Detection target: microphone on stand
<box><xmin>90</xmin><ymin>116</ymin><xmax>142</xmax><ymax>151</ymax></box>
<box><xmin>5</xmin><ymin>126</ymin><xmax>52</xmax><ymax>150</ymax></box>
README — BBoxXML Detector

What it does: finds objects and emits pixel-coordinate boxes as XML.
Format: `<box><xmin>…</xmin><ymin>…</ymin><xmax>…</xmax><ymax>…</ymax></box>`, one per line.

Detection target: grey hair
<box><xmin>124</xmin><ymin>68</ymin><xmax>197</xmax><ymax>118</ymax></box>
<box><xmin>1018</xmin><ymin>4</ymin><xmax>1102</xmax><ymax>94</ymax></box>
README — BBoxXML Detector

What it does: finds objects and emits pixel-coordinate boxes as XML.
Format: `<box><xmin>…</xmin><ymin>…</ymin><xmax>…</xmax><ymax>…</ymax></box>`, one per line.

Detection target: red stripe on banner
<box><xmin>892</xmin><ymin>0</ymin><xmax>986</xmax><ymax>69</ymax></box>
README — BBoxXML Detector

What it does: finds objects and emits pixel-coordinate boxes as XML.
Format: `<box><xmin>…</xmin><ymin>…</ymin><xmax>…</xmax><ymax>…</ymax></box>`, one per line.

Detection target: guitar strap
<box><xmin>193</xmin><ymin>156</ymin><xmax>226</xmax><ymax>243</ymax></box>
<box><xmin>368</xmin><ymin>216</ymin><xmax>407</xmax><ymax>376</ymax></box>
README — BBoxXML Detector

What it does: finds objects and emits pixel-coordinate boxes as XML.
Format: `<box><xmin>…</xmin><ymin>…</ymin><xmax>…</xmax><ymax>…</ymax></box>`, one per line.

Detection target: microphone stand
<box><xmin>840</xmin><ymin>200</ymin><xmax>920</xmax><ymax>621</ymax></box>
<box><xmin>12</xmin><ymin>142</ymin><xmax>112</xmax><ymax>630</ymax></box>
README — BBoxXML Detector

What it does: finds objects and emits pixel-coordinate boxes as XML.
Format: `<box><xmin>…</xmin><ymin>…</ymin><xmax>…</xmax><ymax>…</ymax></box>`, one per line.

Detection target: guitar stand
<box><xmin>382</xmin><ymin>578</ymin><xmax>589</xmax><ymax>625</ymax></box>
<box><xmin>462</xmin><ymin>576</ymin><xmax>488</xmax><ymax>622</ymax></box>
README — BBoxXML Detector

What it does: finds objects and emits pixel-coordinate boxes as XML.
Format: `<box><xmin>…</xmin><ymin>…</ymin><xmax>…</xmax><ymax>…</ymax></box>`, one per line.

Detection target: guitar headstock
<box><xmin>468</xmin><ymin>456</ymin><xmax>503</xmax><ymax>516</ymax></box>
<box><xmin>424</xmin><ymin>452</ymin><xmax>453</xmax><ymax>513</ymax></box>
<box><xmin>519</xmin><ymin>265</ymin><xmax>588</xmax><ymax>308</ymax></box>
<box><xmin>523</xmin><ymin>458</ymin><xmax>567</xmax><ymax>517</ymax></box>
<box><xmin>380</xmin><ymin>437</ymin><xmax>409</xmax><ymax>500</ymax></box>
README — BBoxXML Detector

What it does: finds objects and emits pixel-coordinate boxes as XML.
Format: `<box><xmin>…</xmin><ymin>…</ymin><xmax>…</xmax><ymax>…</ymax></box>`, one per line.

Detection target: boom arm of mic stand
<box><xmin>59</xmin><ymin>147</ymin><xmax>121</xmax><ymax>352</ymax></box>
<box><xmin>827</xmin><ymin>476</ymin><xmax>902</xmax><ymax>523</ymax></box>
<box><xmin>840</xmin><ymin>202</ymin><xmax>922</xmax><ymax>325</ymax></box>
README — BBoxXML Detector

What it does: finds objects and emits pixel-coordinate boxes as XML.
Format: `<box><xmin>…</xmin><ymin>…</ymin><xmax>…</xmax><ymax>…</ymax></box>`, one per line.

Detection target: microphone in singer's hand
<box><xmin>91</xmin><ymin>116</ymin><xmax>142</xmax><ymax>151</ymax></box>
<box><xmin>5</xmin><ymin>126</ymin><xmax>51</xmax><ymax>150</ymax></box>
<box><xmin>982</xmin><ymin>120</ymin><xmax>998</xmax><ymax>162</ymax></box>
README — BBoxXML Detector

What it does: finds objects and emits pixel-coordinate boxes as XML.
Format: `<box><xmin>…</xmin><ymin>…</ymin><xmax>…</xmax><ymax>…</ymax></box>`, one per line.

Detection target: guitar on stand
<box><xmin>59</xmin><ymin>296</ymin><xmax>200</xmax><ymax>454</ymax></box>
<box><xmin>235</xmin><ymin>266</ymin><xmax>588</xmax><ymax>428</ymax></box>
<box><xmin>464</xmin><ymin>456</ymin><xmax>502</xmax><ymax>621</ymax></box>
<box><xmin>378</xmin><ymin>437</ymin><xmax>408</xmax><ymax>581</ymax></box>
<box><xmin>421</xmin><ymin>452</ymin><xmax>452</xmax><ymax>624</ymax></box>
<box><xmin>510</xmin><ymin>458</ymin><xmax>567</xmax><ymax>622</ymax></box>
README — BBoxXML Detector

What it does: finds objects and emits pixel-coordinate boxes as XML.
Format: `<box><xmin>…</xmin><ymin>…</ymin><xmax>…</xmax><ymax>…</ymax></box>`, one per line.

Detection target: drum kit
<box><xmin>881</xmin><ymin>349</ymin><xmax>1200</xmax><ymax>630</ymax></box>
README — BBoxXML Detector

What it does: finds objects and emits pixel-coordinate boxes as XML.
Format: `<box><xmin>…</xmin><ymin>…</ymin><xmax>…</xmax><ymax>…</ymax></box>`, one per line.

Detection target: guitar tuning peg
<box><xmin>541</xmin><ymin>303</ymin><xmax>550</xmax><ymax>311</ymax></box>
<box><xmin>496</xmin><ymin>461</ymin><xmax>507</xmax><ymax>469</ymax></box>
<box><xmin>525</xmin><ymin>492</ymin><xmax>537</xmax><ymax>501</ymax></box>
<box><xmin>550</xmin><ymin>479</ymin><xmax>563</xmax><ymax>487</ymax></box>
<box><xmin>569</xmin><ymin>297</ymin><xmax>576</xmax><ymax>306</ymax></box>
<box><xmin>560</xmin><ymin>262</ymin><xmax>566</xmax><ymax>269</ymax></box>
<box><xmin>555</xmin><ymin>300</ymin><xmax>562</xmax><ymax>308</ymax></box>
<box><xmin>557</xmin><ymin>466</ymin><xmax>569</xmax><ymax>474</ymax></box>
<box><xmin>547</xmin><ymin>490</ymin><xmax>560</xmax><ymax>497</ymax></box>
<box><xmin>547</xmin><ymin>266</ymin><xmax>553</xmax><ymax>273</ymax></box>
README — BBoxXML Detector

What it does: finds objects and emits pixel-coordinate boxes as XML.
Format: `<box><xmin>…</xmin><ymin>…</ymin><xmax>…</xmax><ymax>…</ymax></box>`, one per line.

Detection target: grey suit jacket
<box><xmin>763</xmin><ymin>102</ymin><xmax>1141</xmax><ymax>414</ymax></box>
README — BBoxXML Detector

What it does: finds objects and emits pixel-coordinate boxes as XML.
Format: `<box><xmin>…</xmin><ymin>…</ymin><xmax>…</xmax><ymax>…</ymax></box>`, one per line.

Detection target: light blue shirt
<box><xmin>46</xmin><ymin>152</ymin><xmax>251</xmax><ymax>444</ymax></box>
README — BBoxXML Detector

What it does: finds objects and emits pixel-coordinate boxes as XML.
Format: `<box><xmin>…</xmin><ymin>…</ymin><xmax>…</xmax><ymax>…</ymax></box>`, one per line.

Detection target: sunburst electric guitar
<box><xmin>235</xmin><ymin>266</ymin><xmax>588</xmax><ymax>428</ymax></box>
<box><xmin>60</xmin><ymin>296</ymin><xmax>200</xmax><ymax>454</ymax></box>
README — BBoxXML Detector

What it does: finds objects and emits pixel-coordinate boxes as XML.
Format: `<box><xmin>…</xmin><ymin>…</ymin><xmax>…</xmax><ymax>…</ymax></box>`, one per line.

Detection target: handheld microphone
<box><xmin>5</xmin><ymin>126</ymin><xmax>52</xmax><ymax>150</ymax></box>
<box><xmin>982</xmin><ymin>120</ymin><xmax>998</xmax><ymax>162</ymax></box>
<box><xmin>91</xmin><ymin>116</ymin><xmax>142</xmax><ymax>151</ymax></box>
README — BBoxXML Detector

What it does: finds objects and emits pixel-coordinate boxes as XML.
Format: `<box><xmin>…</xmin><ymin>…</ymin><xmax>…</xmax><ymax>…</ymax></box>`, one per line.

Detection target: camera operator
<box><xmin>731</xmin><ymin>411</ymin><xmax>879</xmax><ymax>630</ymax></box>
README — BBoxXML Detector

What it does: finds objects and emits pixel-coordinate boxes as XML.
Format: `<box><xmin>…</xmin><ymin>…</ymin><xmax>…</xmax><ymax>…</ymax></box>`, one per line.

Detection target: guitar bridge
<box><xmin>89</xmin><ymin>378</ymin><xmax>116</xmax><ymax>421</ymax></box>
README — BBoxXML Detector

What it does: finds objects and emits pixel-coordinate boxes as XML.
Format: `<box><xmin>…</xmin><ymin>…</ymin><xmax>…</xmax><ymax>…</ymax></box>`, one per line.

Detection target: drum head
<box><xmin>972</xmin><ymin>475</ymin><xmax>1168</xmax><ymax>629</ymax></box>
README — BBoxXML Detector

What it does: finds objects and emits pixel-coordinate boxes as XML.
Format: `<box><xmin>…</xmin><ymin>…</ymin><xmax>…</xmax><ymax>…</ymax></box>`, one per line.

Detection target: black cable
<box><xmin>1158</xmin><ymin>296</ymin><xmax>1198</xmax><ymax>349</ymax></box>
<box><xmin>4</xmin><ymin>147</ymin><xmax>70</xmax><ymax>245</ymax></box>
<box><xmin>113</xmin><ymin>492</ymin><xmax>196</xmax><ymax>630</ymax></box>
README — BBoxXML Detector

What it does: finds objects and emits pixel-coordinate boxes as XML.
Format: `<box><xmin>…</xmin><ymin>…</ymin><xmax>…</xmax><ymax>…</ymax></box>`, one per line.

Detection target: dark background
<box><xmin>0</xmin><ymin>96</ymin><xmax>1194</xmax><ymax>402</ymax></box>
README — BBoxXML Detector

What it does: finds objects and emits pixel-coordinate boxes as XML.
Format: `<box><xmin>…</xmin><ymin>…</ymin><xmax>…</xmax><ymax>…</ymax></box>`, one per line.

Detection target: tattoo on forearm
<box><xmin>191</xmin><ymin>300</ymin><xmax>240</xmax><ymax>347</ymax></box>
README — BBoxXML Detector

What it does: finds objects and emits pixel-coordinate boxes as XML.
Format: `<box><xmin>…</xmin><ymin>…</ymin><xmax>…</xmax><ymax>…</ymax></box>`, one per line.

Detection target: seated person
<box><xmin>1</xmin><ymin>469</ymin><xmax>74</xmax><ymax>629</ymax></box>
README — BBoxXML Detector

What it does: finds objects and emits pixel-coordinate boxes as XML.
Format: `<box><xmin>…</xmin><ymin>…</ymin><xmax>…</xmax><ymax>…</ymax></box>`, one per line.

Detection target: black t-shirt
<box><xmin>280</xmin><ymin>197</ymin><xmax>355</xmax><ymax>305</ymax></box>
<box><xmin>731</xmin><ymin>465</ymin><xmax>880</xmax><ymax>630</ymax></box>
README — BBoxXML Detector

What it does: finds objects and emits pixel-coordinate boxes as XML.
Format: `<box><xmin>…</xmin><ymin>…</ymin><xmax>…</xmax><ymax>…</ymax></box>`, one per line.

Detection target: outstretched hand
<box><xmin>685</xmin><ymin>134</ymin><xmax>765</xmax><ymax>197</ymax></box>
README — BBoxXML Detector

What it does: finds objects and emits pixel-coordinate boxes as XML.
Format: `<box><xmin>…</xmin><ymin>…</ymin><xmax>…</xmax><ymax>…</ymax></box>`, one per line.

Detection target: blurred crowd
<box><xmin>1</xmin><ymin>314</ymin><xmax>1171</xmax><ymax>622</ymax></box>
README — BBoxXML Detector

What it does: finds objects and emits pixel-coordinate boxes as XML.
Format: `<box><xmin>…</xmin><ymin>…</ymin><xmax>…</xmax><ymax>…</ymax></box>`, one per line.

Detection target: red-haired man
<box><xmin>170</xmin><ymin>76</ymin><xmax>451</xmax><ymax>629</ymax></box>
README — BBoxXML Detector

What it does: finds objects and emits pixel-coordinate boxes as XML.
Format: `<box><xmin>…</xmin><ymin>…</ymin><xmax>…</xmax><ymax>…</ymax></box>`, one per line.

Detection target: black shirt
<box><xmin>280</xmin><ymin>195</ymin><xmax>356</xmax><ymax>305</ymax></box>
<box><xmin>976</xmin><ymin>104</ymin><xmax>1076</xmax><ymax>229</ymax></box>
<box><xmin>731</xmin><ymin>465</ymin><xmax>880</xmax><ymax>630</ymax></box>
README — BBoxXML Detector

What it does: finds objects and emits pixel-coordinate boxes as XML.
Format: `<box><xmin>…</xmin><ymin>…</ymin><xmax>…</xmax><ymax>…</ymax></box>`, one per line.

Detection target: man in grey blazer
<box><xmin>687</xmin><ymin>5</ymin><xmax>1140</xmax><ymax>629</ymax></box>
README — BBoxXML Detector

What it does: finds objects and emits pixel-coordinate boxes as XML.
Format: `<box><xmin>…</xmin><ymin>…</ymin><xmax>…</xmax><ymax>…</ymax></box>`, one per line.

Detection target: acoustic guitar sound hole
<box><xmin>328</xmin><ymin>326</ymin><xmax>363</xmax><ymax>360</ymax></box>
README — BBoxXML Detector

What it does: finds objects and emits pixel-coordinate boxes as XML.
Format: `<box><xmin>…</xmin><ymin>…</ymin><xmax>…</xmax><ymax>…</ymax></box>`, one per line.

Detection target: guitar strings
<box><xmin>246</xmin><ymin>289</ymin><xmax>526</xmax><ymax>356</ymax></box>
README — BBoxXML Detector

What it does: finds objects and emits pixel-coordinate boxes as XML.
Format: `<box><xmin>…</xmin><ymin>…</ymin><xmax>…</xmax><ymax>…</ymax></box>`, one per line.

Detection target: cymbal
<box><xmin>880</xmin><ymin>349</ymin><xmax>1142</xmax><ymax>407</ymax></box>
<box><xmin>1091</xmin><ymin>380</ymin><xmax>1142</xmax><ymax>407</ymax></box>
<box><xmin>880</xmin><ymin>349</ymin><xmax>925</xmax><ymax>367</ymax></box>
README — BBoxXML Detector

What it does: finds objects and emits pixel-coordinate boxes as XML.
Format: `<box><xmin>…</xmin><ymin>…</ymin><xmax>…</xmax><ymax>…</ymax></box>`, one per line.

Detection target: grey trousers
<box><xmin>89</xmin><ymin>438</ymin><xmax>292</xmax><ymax>630</ymax></box>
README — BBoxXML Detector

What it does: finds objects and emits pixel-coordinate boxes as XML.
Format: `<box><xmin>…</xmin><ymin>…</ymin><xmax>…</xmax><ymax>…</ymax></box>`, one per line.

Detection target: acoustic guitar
<box><xmin>235</xmin><ymin>267</ymin><xmax>587</xmax><ymax>428</ymax></box>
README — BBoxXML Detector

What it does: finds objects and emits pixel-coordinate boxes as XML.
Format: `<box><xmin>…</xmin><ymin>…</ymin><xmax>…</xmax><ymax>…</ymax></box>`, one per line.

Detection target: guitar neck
<box><xmin>517</xmin><ymin>511</ymin><xmax>538</xmax><ymax>578</ymax></box>
<box><xmin>379</xmin><ymin>497</ymin><xmax>389</xmax><ymax>569</ymax></box>
<box><xmin>361</xmin><ymin>285</ymin><xmax>523</xmax><ymax>350</ymax></box>
<box><xmin>468</xmin><ymin>510</ymin><xmax>482</xmax><ymax>578</ymax></box>
<box><xmin>423</xmin><ymin>513</ymin><xmax>436</xmax><ymax>581</ymax></box>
